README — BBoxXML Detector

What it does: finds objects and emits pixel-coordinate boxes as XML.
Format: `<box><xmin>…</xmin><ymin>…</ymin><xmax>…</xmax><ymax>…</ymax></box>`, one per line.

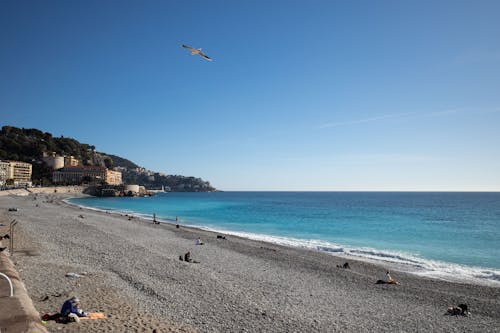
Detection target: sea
<box><xmin>67</xmin><ymin>192</ymin><xmax>500</xmax><ymax>286</ymax></box>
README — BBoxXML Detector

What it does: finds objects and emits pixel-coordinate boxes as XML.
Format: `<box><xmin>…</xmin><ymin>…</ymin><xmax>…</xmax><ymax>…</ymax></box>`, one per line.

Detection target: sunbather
<box><xmin>182</xmin><ymin>251</ymin><xmax>200</xmax><ymax>263</ymax></box>
<box><xmin>375</xmin><ymin>271</ymin><xmax>400</xmax><ymax>284</ymax></box>
<box><xmin>336</xmin><ymin>262</ymin><xmax>350</xmax><ymax>269</ymax></box>
<box><xmin>385</xmin><ymin>271</ymin><xmax>399</xmax><ymax>285</ymax></box>
<box><xmin>447</xmin><ymin>304</ymin><xmax>469</xmax><ymax>316</ymax></box>
<box><xmin>61</xmin><ymin>296</ymin><xmax>87</xmax><ymax>319</ymax></box>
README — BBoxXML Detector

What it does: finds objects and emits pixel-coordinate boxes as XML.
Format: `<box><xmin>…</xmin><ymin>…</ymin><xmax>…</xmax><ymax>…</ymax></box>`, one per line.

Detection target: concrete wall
<box><xmin>0</xmin><ymin>253</ymin><xmax>48</xmax><ymax>332</ymax></box>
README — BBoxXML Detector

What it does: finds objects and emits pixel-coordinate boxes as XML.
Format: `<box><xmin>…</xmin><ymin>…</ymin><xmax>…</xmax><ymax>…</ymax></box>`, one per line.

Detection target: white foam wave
<box><xmin>188</xmin><ymin>226</ymin><xmax>500</xmax><ymax>287</ymax></box>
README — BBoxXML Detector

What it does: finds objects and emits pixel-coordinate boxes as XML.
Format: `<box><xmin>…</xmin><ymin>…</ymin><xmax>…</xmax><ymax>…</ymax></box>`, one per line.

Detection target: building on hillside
<box><xmin>106</xmin><ymin>169</ymin><xmax>122</xmax><ymax>185</ymax></box>
<box><xmin>0</xmin><ymin>160</ymin><xmax>33</xmax><ymax>187</ymax></box>
<box><xmin>64</xmin><ymin>155</ymin><xmax>79</xmax><ymax>167</ymax></box>
<box><xmin>53</xmin><ymin>166</ymin><xmax>122</xmax><ymax>185</ymax></box>
<box><xmin>43</xmin><ymin>152</ymin><xmax>80</xmax><ymax>169</ymax></box>
<box><xmin>0</xmin><ymin>161</ymin><xmax>9</xmax><ymax>186</ymax></box>
<box><xmin>42</xmin><ymin>154</ymin><xmax>65</xmax><ymax>170</ymax></box>
<box><xmin>53</xmin><ymin>166</ymin><xmax>103</xmax><ymax>184</ymax></box>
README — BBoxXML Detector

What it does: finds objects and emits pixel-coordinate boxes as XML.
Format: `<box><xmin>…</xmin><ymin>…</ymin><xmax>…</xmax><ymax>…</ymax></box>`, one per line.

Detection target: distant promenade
<box><xmin>0</xmin><ymin>186</ymin><xmax>84</xmax><ymax>197</ymax></box>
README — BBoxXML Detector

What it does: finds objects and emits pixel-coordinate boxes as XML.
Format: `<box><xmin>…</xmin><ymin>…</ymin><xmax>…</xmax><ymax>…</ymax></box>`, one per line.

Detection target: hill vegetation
<box><xmin>0</xmin><ymin>126</ymin><xmax>216</xmax><ymax>191</ymax></box>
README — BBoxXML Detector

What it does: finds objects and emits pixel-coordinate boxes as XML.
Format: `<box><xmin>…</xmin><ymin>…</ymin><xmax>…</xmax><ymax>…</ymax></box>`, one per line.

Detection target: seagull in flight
<box><xmin>181</xmin><ymin>44</ymin><xmax>213</xmax><ymax>61</ymax></box>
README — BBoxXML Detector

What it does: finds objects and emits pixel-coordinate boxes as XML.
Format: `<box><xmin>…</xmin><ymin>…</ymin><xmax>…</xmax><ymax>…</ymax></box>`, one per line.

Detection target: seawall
<box><xmin>0</xmin><ymin>252</ymin><xmax>48</xmax><ymax>332</ymax></box>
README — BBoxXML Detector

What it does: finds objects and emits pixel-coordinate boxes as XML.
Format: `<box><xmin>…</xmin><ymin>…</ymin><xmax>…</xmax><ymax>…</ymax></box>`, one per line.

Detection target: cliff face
<box><xmin>0</xmin><ymin>126</ymin><xmax>216</xmax><ymax>191</ymax></box>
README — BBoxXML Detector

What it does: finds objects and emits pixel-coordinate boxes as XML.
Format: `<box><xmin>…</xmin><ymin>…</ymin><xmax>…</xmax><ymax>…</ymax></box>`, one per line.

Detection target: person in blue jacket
<box><xmin>60</xmin><ymin>296</ymin><xmax>87</xmax><ymax>318</ymax></box>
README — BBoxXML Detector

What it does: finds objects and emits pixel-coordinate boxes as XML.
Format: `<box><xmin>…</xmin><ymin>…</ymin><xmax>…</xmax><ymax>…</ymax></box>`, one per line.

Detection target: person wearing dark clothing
<box><xmin>60</xmin><ymin>297</ymin><xmax>87</xmax><ymax>317</ymax></box>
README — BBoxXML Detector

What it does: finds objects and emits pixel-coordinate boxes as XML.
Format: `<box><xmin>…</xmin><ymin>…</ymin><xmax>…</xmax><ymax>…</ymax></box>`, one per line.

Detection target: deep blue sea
<box><xmin>68</xmin><ymin>192</ymin><xmax>500</xmax><ymax>286</ymax></box>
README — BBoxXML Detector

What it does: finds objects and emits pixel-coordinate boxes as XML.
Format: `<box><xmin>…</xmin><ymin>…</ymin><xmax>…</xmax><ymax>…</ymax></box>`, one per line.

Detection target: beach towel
<box><xmin>79</xmin><ymin>312</ymin><xmax>106</xmax><ymax>320</ymax></box>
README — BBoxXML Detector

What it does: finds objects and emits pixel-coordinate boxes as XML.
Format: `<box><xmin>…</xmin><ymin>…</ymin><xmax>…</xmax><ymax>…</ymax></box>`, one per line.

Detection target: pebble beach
<box><xmin>1</xmin><ymin>192</ymin><xmax>499</xmax><ymax>332</ymax></box>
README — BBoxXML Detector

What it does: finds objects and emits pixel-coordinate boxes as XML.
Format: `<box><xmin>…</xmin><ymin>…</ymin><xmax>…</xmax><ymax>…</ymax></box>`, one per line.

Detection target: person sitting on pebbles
<box><xmin>196</xmin><ymin>237</ymin><xmax>204</xmax><ymax>245</ymax></box>
<box><xmin>181</xmin><ymin>251</ymin><xmax>200</xmax><ymax>263</ymax></box>
<box><xmin>61</xmin><ymin>296</ymin><xmax>88</xmax><ymax>322</ymax></box>
<box><xmin>385</xmin><ymin>271</ymin><xmax>399</xmax><ymax>285</ymax></box>
<box><xmin>375</xmin><ymin>271</ymin><xmax>400</xmax><ymax>285</ymax></box>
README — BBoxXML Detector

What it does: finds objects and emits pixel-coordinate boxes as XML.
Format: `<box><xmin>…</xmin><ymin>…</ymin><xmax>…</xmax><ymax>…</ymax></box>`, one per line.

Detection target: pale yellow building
<box><xmin>64</xmin><ymin>155</ymin><xmax>79</xmax><ymax>167</ymax></box>
<box><xmin>43</xmin><ymin>153</ymin><xmax>80</xmax><ymax>169</ymax></box>
<box><xmin>105</xmin><ymin>169</ymin><xmax>122</xmax><ymax>185</ymax></box>
<box><xmin>0</xmin><ymin>160</ymin><xmax>32</xmax><ymax>186</ymax></box>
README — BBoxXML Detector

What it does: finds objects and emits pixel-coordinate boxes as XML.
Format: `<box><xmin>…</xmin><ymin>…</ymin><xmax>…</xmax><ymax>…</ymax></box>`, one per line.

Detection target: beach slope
<box><xmin>1</xmin><ymin>193</ymin><xmax>499</xmax><ymax>332</ymax></box>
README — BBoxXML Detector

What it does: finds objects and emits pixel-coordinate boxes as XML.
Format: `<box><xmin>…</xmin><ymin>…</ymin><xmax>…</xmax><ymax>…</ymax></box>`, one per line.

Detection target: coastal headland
<box><xmin>1</xmin><ymin>191</ymin><xmax>499</xmax><ymax>332</ymax></box>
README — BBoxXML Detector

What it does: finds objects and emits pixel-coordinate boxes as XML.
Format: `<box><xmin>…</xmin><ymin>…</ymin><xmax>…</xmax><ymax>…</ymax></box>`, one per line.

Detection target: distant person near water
<box><xmin>337</xmin><ymin>262</ymin><xmax>350</xmax><ymax>269</ymax></box>
<box><xmin>376</xmin><ymin>271</ymin><xmax>399</xmax><ymax>285</ymax></box>
<box><xmin>385</xmin><ymin>271</ymin><xmax>399</xmax><ymax>284</ymax></box>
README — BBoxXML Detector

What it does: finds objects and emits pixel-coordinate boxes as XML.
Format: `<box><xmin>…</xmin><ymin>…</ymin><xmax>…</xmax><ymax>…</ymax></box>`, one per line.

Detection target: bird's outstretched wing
<box><xmin>181</xmin><ymin>44</ymin><xmax>195</xmax><ymax>51</ymax></box>
<box><xmin>198</xmin><ymin>52</ymin><xmax>212</xmax><ymax>61</ymax></box>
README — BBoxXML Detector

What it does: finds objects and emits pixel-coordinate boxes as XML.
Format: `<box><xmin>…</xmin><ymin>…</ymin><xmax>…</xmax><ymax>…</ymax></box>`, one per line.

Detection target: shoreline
<box><xmin>65</xmin><ymin>195</ymin><xmax>500</xmax><ymax>288</ymax></box>
<box><xmin>2</xmin><ymin>192</ymin><xmax>499</xmax><ymax>332</ymax></box>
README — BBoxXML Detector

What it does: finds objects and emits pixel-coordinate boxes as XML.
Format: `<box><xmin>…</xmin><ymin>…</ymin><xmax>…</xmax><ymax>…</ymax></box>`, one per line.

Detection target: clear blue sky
<box><xmin>1</xmin><ymin>0</ymin><xmax>499</xmax><ymax>191</ymax></box>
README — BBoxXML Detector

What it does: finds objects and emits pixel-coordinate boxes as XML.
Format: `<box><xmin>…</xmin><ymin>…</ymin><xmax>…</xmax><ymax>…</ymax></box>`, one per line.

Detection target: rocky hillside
<box><xmin>0</xmin><ymin>126</ymin><xmax>216</xmax><ymax>191</ymax></box>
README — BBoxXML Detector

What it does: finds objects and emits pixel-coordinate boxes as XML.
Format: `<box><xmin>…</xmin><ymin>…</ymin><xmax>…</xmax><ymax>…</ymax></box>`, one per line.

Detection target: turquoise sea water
<box><xmin>68</xmin><ymin>192</ymin><xmax>500</xmax><ymax>285</ymax></box>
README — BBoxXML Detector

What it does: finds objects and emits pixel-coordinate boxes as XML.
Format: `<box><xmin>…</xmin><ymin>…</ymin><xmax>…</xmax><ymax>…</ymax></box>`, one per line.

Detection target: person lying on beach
<box><xmin>447</xmin><ymin>304</ymin><xmax>470</xmax><ymax>316</ymax></box>
<box><xmin>196</xmin><ymin>237</ymin><xmax>204</xmax><ymax>245</ymax></box>
<box><xmin>0</xmin><ymin>234</ymin><xmax>10</xmax><ymax>241</ymax></box>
